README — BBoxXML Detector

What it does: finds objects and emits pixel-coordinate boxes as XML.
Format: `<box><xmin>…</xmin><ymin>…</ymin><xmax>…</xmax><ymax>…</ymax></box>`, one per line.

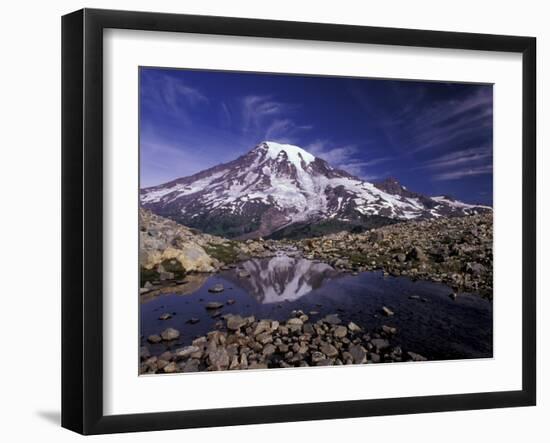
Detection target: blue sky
<box><xmin>140</xmin><ymin>67</ymin><xmax>493</xmax><ymax>205</ymax></box>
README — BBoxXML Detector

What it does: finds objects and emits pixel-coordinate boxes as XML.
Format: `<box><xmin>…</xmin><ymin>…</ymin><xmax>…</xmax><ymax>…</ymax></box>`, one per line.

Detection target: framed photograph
<box><xmin>62</xmin><ymin>8</ymin><xmax>536</xmax><ymax>435</ymax></box>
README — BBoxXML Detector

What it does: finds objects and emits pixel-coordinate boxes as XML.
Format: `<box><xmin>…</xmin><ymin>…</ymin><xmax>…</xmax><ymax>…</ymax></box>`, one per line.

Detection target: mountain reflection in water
<box><xmin>223</xmin><ymin>255</ymin><xmax>339</xmax><ymax>303</ymax></box>
<box><xmin>140</xmin><ymin>254</ymin><xmax>493</xmax><ymax>361</ymax></box>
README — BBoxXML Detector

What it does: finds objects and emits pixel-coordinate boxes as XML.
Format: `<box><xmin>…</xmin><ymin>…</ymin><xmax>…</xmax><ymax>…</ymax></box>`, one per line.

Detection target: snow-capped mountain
<box><xmin>224</xmin><ymin>255</ymin><xmax>339</xmax><ymax>304</ymax></box>
<box><xmin>141</xmin><ymin>141</ymin><xmax>491</xmax><ymax>239</ymax></box>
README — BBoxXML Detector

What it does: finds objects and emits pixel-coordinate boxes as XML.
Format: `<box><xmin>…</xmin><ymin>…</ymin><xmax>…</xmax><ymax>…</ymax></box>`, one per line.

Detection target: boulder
<box><xmin>381</xmin><ymin>306</ymin><xmax>395</xmax><ymax>316</ymax></box>
<box><xmin>161</xmin><ymin>328</ymin><xmax>180</xmax><ymax>341</ymax></box>
<box><xmin>226</xmin><ymin>315</ymin><xmax>247</xmax><ymax>331</ymax></box>
<box><xmin>147</xmin><ymin>334</ymin><xmax>162</xmax><ymax>344</ymax></box>
<box><xmin>208</xmin><ymin>283</ymin><xmax>224</xmax><ymax>293</ymax></box>
<box><xmin>348</xmin><ymin>344</ymin><xmax>367</xmax><ymax>364</ymax></box>
<box><xmin>333</xmin><ymin>326</ymin><xmax>347</xmax><ymax>338</ymax></box>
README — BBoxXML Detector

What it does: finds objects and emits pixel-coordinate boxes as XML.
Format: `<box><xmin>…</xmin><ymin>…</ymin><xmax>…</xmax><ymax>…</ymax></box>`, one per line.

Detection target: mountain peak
<box><xmin>258</xmin><ymin>141</ymin><xmax>316</xmax><ymax>167</ymax></box>
<box><xmin>141</xmin><ymin>141</ymin><xmax>492</xmax><ymax>239</ymax></box>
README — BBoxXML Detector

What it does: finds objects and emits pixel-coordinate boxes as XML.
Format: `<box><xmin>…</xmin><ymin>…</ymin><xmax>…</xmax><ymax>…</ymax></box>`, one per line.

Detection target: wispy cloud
<box><xmin>418</xmin><ymin>146</ymin><xmax>492</xmax><ymax>171</ymax></box>
<box><xmin>306</xmin><ymin>140</ymin><xmax>391</xmax><ymax>178</ymax></box>
<box><xmin>241</xmin><ymin>95</ymin><xmax>296</xmax><ymax>132</ymax></box>
<box><xmin>409</xmin><ymin>88</ymin><xmax>493</xmax><ymax>153</ymax></box>
<box><xmin>433</xmin><ymin>165</ymin><xmax>493</xmax><ymax>181</ymax></box>
<box><xmin>141</xmin><ymin>72</ymin><xmax>209</xmax><ymax>126</ymax></box>
<box><xmin>239</xmin><ymin>95</ymin><xmax>312</xmax><ymax>143</ymax></box>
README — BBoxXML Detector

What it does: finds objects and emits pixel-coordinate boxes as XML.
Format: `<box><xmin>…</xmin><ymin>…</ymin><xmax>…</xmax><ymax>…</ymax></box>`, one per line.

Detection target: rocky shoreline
<box><xmin>294</xmin><ymin>213</ymin><xmax>493</xmax><ymax>299</ymax></box>
<box><xmin>140</xmin><ymin>209</ymin><xmax>493</xmax><ymax>300</ymax></box>
<box><xmin>140</xmin><ymin>310</ymin><xmax>426</xmax><ymax>374</ymax></box>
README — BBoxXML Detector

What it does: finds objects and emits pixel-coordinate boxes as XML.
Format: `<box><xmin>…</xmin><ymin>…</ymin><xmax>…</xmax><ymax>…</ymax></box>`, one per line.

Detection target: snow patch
<box><xmin>264</xmin><ymin>141</ymin><xmax>315</xmax><ymax>167</ymax></box>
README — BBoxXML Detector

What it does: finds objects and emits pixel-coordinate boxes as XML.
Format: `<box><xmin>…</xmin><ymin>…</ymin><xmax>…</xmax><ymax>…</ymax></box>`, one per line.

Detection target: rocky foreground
<box><xmin>296</xmin><ymin>213</ymin><xmax>493</xmax><ymax>299</ymax></box>
<box><xmin>140</xmin><ymin>310</ymin><xmax>425</xmax><ymax>374</ymax></box>
<box><xmin>139</xmin><ymin>208</ymin><xmax>276</xmax><ymax>287</ymax></box>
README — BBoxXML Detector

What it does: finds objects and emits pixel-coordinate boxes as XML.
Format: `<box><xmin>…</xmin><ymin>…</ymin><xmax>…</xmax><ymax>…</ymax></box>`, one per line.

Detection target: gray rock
<box><xmin>322</xmin><ymin>314</ymin><xmax>342</xmax><ymax>325</ymax></box>
<box><xmin>381</xmin><ymin>306</ymin><xmax>395</xmax><ymax>316</ymax></box>
<box><xmin>311</xmin><ymin>351</ymin><xmax>326</xmax><ymax>363</ymax></box>
<box><xmin>256</xmin><ymin>332</ymin><xmax>273</xmax><ymax>345</ymax></box>
<box><xmin>347</xmin><ymin>322</ymin><xmax>362</xmax><ymax>333</ymax></box>
<box><xmin>205</xmin><ymin>302</ymin><xmax>224</xmax><ymax>310</ymax></box>
<box><xmin>466</xmin><ymin>262</ymin><xmax>486</xmax><ymax>275</ymax></box>
<box><xmin>175</xmin><ymin>345</ymin><xmax>200</xmax><ymax>359</ymax></box>
<box><xmin>371</xmin><ymin>338</ymin><xmax>390</xmax><ymax>351</ymax></box>
<box><xmin>159</xmin><ymin>271</ymin><xmax>175</xmax><ymax>281</ymax></box>
<box><xmin>208</xmin><ymin>348</ymin><xmax>230</xmax><ymax>370</ymax></box>
<box><xmin>254</xmin><ymin>319</ymin><xmax>273</xmax><ymax>335</ymax></box>
<box><xmin>147</xmin><ymin>334</ymin><xmax>162</xmax><ymax>344</ymax></box>
<box><xmin>226</xmin><ymin>315</ymin><xmax>247</xmax><ymax>331</ymax></box>
<box><xmin>139</xmin><ymin>346</ymin><xmax>151</xmax><ymax>360</ymax></box>
<box><xmin>333</xmin><ymin>326</ymin><xmax>347</xmax><ymax>338</ymax></box>
<box><xmin>161</xmin><ymin>328</ymin><xmax>180</xmax><ymax>341</ymax></box>
<box><xmin>262</xmin><ymin>344</ymin><xmax>276</xmax><ymax>356</ymax></box>
<box><xmin>163</xmin><ymin>362</ymin><xmax>178</xmax><ymax>373</ymax></box>
<box><xmin>348</xmin><ymin>344</ymin><xmax>367</xmax><ymax>364</ymax></box>
<box><xmin>158</xmin><ymin>312</ymin><xmax>172</xmax><ymax>320</ymax></box>
<box><xmin>407</xmin><ymin>351</ymin><xmax>428</xmax><ymax>361</ymax></box>
<box><xmin>181</xmin><ymin>359</ymin><xmax>200</xmax><ymax>372</ymax></box>
<box><xmin>208</xmin><ymin>283</ymin><xmax>224</xmax><ymax>293</ymax></box>
<box><xmin>320</xmin><ymin>342</ymin><xmax>339</xmax><ymax>358</ymax></box>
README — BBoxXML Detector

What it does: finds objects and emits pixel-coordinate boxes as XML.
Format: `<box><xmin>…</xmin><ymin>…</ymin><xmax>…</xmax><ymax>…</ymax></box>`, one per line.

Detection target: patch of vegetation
<box><xmin>267</xmin><ymin>216</ymin><xmax>400</xmax><ymax>240</ymax></box>
<box><xmin>179</xmin><ymin>213</ymin><xmax>262</xmax><ymax>238</ymax></box>
<box><xmin>160</xmin><ymin>259</ymin><xmax>186</xmax><ymax>279</ymax></box>
<box><xmin>140</xmin><ymin>267</ymin><xmax>159</xmax><ymax>287</ymax></box>
<box><xmin>204</xmin><ymin>242</ymin><xmax>241</xmax><ymax>264</ymax></box>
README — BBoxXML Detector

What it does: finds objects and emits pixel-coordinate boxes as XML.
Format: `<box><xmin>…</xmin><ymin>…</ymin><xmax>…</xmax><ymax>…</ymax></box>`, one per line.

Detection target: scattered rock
<box><xmin>141</xmin><ymin>312</ymin><xmax>429</xmax><ymax>374</ymax></box>
<box><xmin>320</xmin><ymin>342</ymin><xmax>338</xmax><ymax>358</ymax></box>
<box><xmin>381</xmin><ymin>306</ymin><xmax>395</xmax><ymax>317</ymax></box>
<box><xmin>205</xmin><ymin>302</ymin><xmax>224</xmax><ymax>310</ymax></box>
<box><xmin>371</xmin><ymin>338</ymin><xmax>390</xmax><ymax>351</ymax></box>
<box><xmin>333</xmin><ymin>326</ymin><xmax>347</xmax><ymax>338</ymax></box>
<box><xmin>147</xmin><ymin>334</ymin><xmax>162</xmax><ymax>344</ymax></box>
<box><xmin>407</xmin><ymin>351</ymin><xmax>428</xmax><ymax>361</ymax></box>
<box><xmin>208</xmin><ymin>283</ymin><xmax>224</xmax><ymax>293</ymax></box>
<box><xmin>158</xmin><ymin>312</ymin><xmax>172</xmax><ymax>320</ymax></box>
<box><xmin>161</xmin><ymin>328</ymin><xmax>180</xmax><ymax>341</ymax></box>
<box><xmin>163</xmin><ymin>362</ymin><xmax>178</xmax><ymax>373</ymax></box>
<box><xmin>226</xmin><ymin>315</ymin><xmax>247</xmax><ymax>331</ymax></box>
<box><xmin>322</xmin><ymin>314</ymin><xmax>341</xmax><ymax>325</ymax></box>
<box><xmin>139</xmin><ymin>346</ymin><xmax>151</xmax><ymax>360</ymax></box>
<box><xmin>349</xmin><ymin>344</ymin><xmax>367</xmax><ymax>364</ymax></box>
<box><xmin>175</xmin><ymin>346</ymin><xmax>200</xmax><ymax>359</ymax></box>
<box><xmin>208</xmin><ymin>348</ymin><xmax>230</xmax><ymax>370</ymax></box>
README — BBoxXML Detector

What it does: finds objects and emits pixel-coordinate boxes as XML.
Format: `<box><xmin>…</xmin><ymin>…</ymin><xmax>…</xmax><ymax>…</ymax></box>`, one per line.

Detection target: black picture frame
<box><xmin>61</xmin><ymin>8</ymin><xmax>537</xmax><ymax>435</ymax></box>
